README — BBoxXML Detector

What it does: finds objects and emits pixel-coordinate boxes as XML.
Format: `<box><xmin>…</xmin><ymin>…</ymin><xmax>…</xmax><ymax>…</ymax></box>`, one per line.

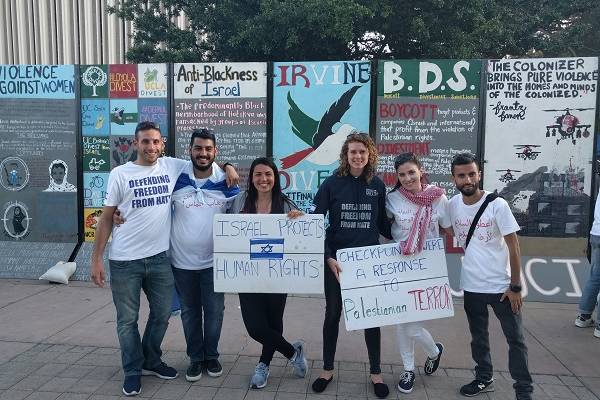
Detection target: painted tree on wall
<box><xmin>109</xmin><ymin>0</ymin><xmax>599</xmax><ymax>62</ymax></box>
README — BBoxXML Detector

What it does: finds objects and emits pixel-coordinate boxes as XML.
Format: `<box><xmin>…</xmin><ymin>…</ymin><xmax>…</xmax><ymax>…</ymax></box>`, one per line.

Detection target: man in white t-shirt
<box><xmin>169</xmin><ymin>129</ymin><xmax>239</xmax><ymax>382</ymax></box>
<box><xmin>574</xmin><ymin>185</ymin><xmax>600</xmax><ymax>338</ymax></box>
<box><xmin>447</xmin><ymin>153</ymin><xmax>533</xmax><ymax>400</ymax></box>
<box><xmin>90</xmin><ymin>122</ymin><xmax>189</xmax><ymax>396</ymax></box>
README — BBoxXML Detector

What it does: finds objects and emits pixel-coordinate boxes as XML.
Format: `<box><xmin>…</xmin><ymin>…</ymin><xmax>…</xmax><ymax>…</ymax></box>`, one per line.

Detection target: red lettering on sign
<box><xmin>408</xmin><ymin>284</ymin><xmax>452</xmax><ymax>311</ymax></box>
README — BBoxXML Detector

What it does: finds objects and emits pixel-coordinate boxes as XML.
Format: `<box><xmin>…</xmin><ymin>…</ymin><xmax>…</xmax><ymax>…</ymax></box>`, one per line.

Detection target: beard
<box><xmin>457</xmin><ymin>183</ymin><xmax>478</xmax><ymax>196</ymax></box>
<box><xmin>192</xmin><ymin>157</ymin><xmax>214</xmax><ymax>172</ymax></box>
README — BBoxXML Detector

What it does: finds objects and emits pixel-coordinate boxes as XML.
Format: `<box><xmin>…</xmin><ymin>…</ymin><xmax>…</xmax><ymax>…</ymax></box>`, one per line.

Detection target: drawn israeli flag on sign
<box><xmin>250</xmin><ymin>238</ymin><xmax>284</xmax><ymax>260</ymax></box>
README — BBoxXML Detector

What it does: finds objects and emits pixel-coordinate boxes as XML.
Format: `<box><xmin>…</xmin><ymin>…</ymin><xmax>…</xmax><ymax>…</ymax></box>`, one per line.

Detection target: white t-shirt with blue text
<box><xmin>104</xmin><ymin>157</ymin><xmax>187</xmax><ymax>261</ymax></box>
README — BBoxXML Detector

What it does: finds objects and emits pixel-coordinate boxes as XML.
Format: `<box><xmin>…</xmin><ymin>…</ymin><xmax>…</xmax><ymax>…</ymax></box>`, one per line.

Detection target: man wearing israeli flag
<box><xmin>169</xmin><ymin>129</ymin><xmax>240</xmax><ymax>382</ymax></box>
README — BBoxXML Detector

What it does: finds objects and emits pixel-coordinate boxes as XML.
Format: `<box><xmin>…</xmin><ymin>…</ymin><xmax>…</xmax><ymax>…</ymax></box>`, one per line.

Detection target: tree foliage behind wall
<box><xmin>109</xmin><ymin>0</ymin><xmax>599</xmax><ymax>63</ymax></box>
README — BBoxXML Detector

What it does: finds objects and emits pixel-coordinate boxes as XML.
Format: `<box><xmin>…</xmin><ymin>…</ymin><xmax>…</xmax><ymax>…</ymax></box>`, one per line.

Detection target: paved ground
<box><xmin>0</xmin><ymin>279</ymin><xmax>599</xmax><ymax>400</ymax></box>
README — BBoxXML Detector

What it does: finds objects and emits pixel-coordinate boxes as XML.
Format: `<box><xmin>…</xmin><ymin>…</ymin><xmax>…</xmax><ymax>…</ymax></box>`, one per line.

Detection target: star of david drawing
<box><xmin>249</xmin><ymin>238</ymin><xmax>284</xmax><ymax>260</ymax></box>
<box><xmin>260</xmin><ymin>244</ymin><xmax>274</xmax><ymax>253</ymax></box>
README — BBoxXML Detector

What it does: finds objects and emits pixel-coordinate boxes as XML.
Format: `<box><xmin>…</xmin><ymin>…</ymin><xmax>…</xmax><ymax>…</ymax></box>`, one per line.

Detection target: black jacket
<box><xmin>312</xmin><ymin>171</ymin><xmax>391</xmax><ymax>259</ymax></box>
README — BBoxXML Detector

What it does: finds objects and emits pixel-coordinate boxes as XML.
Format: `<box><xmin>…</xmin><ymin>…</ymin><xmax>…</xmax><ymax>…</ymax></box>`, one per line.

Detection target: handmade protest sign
<box><xmin>173</xmin><ymin>62</ymin><xmax>267</xmax><ymax>189</ymax></box>
<box><xmin>338</xmin><ymin>237</ymin><xmax>453</xmax><ymax>331</ymax></box>
<box><xmin>376</xmin><ymin>59</ymin><xmax>481</xmax><ymax>195</ymax></box>
<box><xmin>213</xmin><ymin>213</ymin><xmax>325</xmax><ymax>293</ymax></box>
<box><xmin>483</xmin><ymin>57</ymin><xmax>597</xmax><ymax>240</ymax></box>
<box><xmin>0</xmin><ymin>65</ymin><xmax>78</xmax><ymax>244</ymax></box>
<box><xmin>0</xmin><ymin>64</ymin><xmax>78</xmax><ymax>278</ymax></box>
<box><xmin>272</xmin><ymin>60</ymin><xmax>371</xmax><ymax>212</ymax></box>
<box><xmin>80</xmin><ymin>63</ymin><xmax>169</xmax><ymax>242</ymax></box>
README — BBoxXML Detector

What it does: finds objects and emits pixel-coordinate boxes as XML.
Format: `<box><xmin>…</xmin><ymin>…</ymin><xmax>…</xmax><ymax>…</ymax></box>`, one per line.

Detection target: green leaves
<box><xmin>108</xmin><ymin>0</ymin><xmax>599</xmax><ymax>62</ymax></box>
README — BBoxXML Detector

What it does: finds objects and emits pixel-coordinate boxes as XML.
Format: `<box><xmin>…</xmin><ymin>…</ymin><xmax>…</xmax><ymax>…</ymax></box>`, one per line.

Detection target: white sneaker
<box><xmin>290</xmin><ymin>341</ymin><xmax>307</xmax><ymax>378</ymax></box>
<box><xmin>594</xmin><ymin>327</ymin><xmax>600</xmax><ymax>338</ymax></box>
<box><xmin>575</xmin><ymin>315</ymin><xmax>595</xmax><ymax>328</ymax></box>
<box><xmin>250</xmin><ymin>362</ymin><xmax>269</xmax><ymax>389</ymax></box>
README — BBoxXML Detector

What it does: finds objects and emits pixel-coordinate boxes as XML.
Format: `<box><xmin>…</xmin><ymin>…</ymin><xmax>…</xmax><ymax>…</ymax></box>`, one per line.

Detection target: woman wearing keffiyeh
<box><xmin>45</xmin><ymin>160</ymin><xmax>76</xmax><ymax>192</ymax></box>
<box><xmin>385</xmin><ymin>153</ymin><xmax>452</xmax><ymax>394</ymax></box>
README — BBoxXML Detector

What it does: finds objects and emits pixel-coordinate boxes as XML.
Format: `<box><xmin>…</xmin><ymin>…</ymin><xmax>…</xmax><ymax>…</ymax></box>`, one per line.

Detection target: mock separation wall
<box><xmin>0</xmin><ymin>58</ymin><xmax>598</xmax><ymax>302</ymax></box>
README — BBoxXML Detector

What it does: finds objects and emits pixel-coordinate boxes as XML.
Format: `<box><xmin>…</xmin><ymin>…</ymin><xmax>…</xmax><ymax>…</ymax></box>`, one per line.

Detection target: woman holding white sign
<box><xmin>385</xmin><ymin>152</ymin><xmax>451</xmax><ymax>394</ymax></box>
<box><xmin>311</xmin><ymin>133</ymin><xmax>392</xmax><ymax>399</ymax></box>
<box><xmin>229</xmin><ymin>157</ymin><xmax>308</xmax><ymax>390</ymax></box>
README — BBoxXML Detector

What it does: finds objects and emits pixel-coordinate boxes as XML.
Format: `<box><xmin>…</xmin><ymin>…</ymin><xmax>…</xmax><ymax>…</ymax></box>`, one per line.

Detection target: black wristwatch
<box><xmin>222</xmin><ymin>162</ymin><xmax>233</xmax><ymax>170</ymax></box>
<box><xmin>509</xmin><ymin>283</ymin><xmax>522</xmax><ymax>293</ymax></box>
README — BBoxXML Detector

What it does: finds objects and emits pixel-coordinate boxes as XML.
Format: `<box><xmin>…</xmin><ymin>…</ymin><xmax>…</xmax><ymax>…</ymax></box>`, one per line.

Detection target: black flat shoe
<box><xmin>312</xmin><ymin>376</ymin><xmax>333</xmax><ymax>393</ymax></box>
<box><xmin>372</xmin><ymin>382</ymin><xmax>389</xmax><ymax>398</ymax></box>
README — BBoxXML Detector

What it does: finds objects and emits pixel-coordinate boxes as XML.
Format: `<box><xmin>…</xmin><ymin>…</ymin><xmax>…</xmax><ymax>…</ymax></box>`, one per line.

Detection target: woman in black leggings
<box><xmin>229</xmin><ymin>157</ymin><xmax>307</xmax><ymax>389</ymax></box>
<box><xmin>311</xmin><ymin>133</ymin><xmax>391</xmax><ymax>398</ymax></box>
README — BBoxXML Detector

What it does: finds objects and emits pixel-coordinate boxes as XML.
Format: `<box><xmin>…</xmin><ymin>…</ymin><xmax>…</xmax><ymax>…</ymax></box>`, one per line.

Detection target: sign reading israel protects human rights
<box><xmin>338</xmin><ymin>238</ymin><xmax>454</xmax><ymax>331</ymax></box>
<box><xmin>213</xmin><ymin>214</ymin><xmax>324</xmax><ymax>293</ymax></box>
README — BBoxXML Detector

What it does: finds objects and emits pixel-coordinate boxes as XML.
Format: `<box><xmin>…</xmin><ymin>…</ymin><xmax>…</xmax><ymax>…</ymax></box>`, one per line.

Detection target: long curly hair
<box><xmin>337</xmin><ymin>133</ymin><xmax>378</xmax><ymax>183</ymax></box>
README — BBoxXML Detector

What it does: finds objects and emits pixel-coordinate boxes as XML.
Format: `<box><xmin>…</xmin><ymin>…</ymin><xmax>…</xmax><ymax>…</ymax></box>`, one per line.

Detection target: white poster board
<box><xmin>338</xmin><ymin>238</ymin><xmax>454</xmax><ymax>331</ymax></box>
<box><xmin>213</xmin><ymin>213</ymin><xmax>324</xmax><ymax>293</ymax></box>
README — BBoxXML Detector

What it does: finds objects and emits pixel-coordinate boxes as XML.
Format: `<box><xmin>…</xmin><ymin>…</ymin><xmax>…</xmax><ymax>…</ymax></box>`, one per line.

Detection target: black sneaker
<box><xmin>122</xmin><ymin>375</ymin><xmax>141</xmax><ymax>396</ymax></box>
<box><xmin>460</xmin><ymin>379</ymin><xmax>494</xmax><ymax>396</ymax></box>
<box><xmin>206</xmin><ymin>359</ymin><xmax>223</xmax><ymax>377</ymax></box>
<box><xmin>424</xmin><ymin>343</ymin><xmax>444</xmax><ymax>375</ymax></box>
<box><xmin>185</xmin><ymin>361</ymin><xmax>202</xmax><ymax>382</ymax></box>
<box><xmin>397</xmin><ymin>371</ymin><xmax>415</xmax><ymax>393</ymax></box>
<box><xmin>142</xmin><ymin>362</ymin><xmax>178</xmax><ymax>380</ymax></box>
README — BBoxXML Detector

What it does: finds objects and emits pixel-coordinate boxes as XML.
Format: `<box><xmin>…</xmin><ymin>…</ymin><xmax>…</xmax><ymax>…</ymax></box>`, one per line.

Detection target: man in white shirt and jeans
<box><xmin>448</xmin><ymin>153</ymin><xmax>533</xmax><ymax>400</ymax></box>
<box><xmin>574</xmin><ymin>185</ymin><xmax>600</xmax><ymax>338</ymax></box>
<box><xmin>102</xmin><ymin>125</ymin><xmax>240</xmax><ymax>395</ymax></box>
<box><xmin>91</xmin><ymin>121</ymin><xmax>187</xmax><ymax>396</ymax></box>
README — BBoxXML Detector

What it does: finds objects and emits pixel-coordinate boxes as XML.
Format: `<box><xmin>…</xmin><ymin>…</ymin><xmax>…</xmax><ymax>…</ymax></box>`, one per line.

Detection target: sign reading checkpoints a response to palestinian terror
<box><xmin>338</xmin><ymin>238</ymin><xmax>454</xmax><ymax>331</ymax></box>
<box><xmin>213</xmin><ymin>214</ymin><xmax>325</xmax><ymax>294</ymax></box>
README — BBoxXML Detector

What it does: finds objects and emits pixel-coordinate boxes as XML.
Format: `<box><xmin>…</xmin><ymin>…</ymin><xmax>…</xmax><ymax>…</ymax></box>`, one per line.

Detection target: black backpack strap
<box><xmin>465</xmin><ymin>193</ymin><xmax>499</xmax><ymax>249</ymax></box>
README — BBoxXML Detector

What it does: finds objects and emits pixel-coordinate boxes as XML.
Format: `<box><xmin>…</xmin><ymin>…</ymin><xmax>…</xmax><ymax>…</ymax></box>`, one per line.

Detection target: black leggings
<box><xmin>239</xmin><ymin>293</ymin><xmax>295</xmax><ymax>365</ymax></box>
<box><xmin>322</xmin><ymin>264</ymin><xmax>381</xmax><ymax>374</ymax></box>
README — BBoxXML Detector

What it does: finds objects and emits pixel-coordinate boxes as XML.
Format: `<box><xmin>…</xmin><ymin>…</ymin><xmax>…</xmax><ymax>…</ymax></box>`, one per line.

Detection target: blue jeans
<box><xmin>464</xmin><ymin>291</ymin><xmax>533</xmax><ymax>400</ymax></box>
<box><xmin>172</xmin><ymin>288</ymin><xmax>181</xmax><ymax>312</ymax></box>
<box><xmin>579</xmin><ymin>234</ymin><xmax>600</xmax><ymax>325</ymax></box>
<box><xmin>109</xmin><ymin>251</ymin><xmax>173</xmax><ymax>376</ymax></box>
<box><xmin>172</xmin><ymin>267</ymin><xmax>224</xmax><ymax>363</ymax></box>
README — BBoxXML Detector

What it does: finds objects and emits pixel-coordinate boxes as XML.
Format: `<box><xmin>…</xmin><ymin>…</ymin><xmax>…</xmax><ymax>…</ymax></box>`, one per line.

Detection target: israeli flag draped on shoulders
<box><xmin>169</xmin><ymin>162</ymin><xmax>240</xmax><ymax>270</ymax></box>
<box><xmin>172</xmin><ymin>162</ymin><xmax>240</xmax><ymax>208</ymax></box>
